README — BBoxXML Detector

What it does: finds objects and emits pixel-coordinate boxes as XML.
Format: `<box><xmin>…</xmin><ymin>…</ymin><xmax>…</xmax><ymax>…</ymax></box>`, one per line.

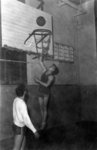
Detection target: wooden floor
<box><xmin>1</xmin><ymin>122</ymin><xmax>97</xmax><ymax>150</ymax></box>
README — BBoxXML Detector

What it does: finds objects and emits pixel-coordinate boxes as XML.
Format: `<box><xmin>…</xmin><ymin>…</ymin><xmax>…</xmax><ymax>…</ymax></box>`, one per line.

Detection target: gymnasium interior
<box><xmin>1</xmin><ymin>0</ymin><xmax>97</xmax><ymax>149</ymax></box>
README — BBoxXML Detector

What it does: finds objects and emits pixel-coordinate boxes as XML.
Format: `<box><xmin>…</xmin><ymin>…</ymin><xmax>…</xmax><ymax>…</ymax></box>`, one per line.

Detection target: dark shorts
<box><xmin>38</xmin><ymin>92</ymin><xmax>50</xmax><ymax>98</ymax></box>
<box><xmin>12</xmin><ymin>124</ymin><xmax>26</xmax><ymax>135</ymax></box>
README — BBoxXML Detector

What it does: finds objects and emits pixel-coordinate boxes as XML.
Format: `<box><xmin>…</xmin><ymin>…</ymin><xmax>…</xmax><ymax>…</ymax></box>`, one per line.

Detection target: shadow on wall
<box><xmin>81</xmin><ymin>85</ymin><xmax>97</xmax><ymax>121</ymax></box>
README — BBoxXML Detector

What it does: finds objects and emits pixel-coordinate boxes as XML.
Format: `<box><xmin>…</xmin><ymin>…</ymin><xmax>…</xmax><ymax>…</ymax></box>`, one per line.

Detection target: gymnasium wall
<box><xmin>77</xmin><ymin>0</ymin><xmax>97</xmax><ymax>85</ymax></box>
<box><xmin>76</xmin><ymin>1</ymin><xmax>97</xmax><ymax>121</ymax></box>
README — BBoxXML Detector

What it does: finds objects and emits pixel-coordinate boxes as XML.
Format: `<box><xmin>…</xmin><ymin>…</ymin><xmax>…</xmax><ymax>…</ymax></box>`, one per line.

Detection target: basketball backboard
<box><xmin>1</xmin><ymin>0</ymin><xmax>53</xmax><ymax>56</ymax></box>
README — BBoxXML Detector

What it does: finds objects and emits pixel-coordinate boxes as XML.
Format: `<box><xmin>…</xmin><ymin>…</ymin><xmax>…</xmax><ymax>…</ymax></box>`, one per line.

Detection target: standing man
<box><xmin>12</xmin><ymin>84</ymin><xmax>39</xmax><ymax>150</ymax></box>
<box><xmin>34</xmin><ymin>57</ymin><xmax>59</xmax><ymax>130</ymax></box>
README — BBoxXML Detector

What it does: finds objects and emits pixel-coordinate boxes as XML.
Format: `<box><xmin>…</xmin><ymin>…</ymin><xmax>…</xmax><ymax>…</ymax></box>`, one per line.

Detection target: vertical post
<box><xmin>0</xmin><ymin>0</ymin><xmax>2</xmax><ymax>84</ymax></box>
<box><xmin>94</xmin><ymin>0</ymin><xmax>97</xmax><ymax>54</ymax></box>
<box><xmin>0</xmin><ymin>2</ymin><xmax>1</xmax><ymax>48</ymax></box>
<box><xmin>0</xmin><ymin>0</ymin><xmax>2</xmax><ymax>124</ymax></box>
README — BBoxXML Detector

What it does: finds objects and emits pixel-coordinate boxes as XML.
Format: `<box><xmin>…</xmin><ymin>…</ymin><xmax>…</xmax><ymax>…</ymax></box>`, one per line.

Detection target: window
<box><xmin>0</xmin><ymin>48</ymin><xmax>27</xmax><ymax>85</ymax></box>
<box><xmin>54</xmin><ymin>42</ymin><xmax>74</xmax><ymax>62</ymax></box>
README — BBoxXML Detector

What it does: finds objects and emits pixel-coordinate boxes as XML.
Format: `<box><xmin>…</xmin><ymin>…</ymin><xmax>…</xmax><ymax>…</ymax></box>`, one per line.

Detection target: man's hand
<box><xmin>39</xmin><ymin>55</ymin><xmax>43</xmax><ymax>62</ymax></box>
<box><xmin>34</xmin><ymin>131</ymin><xmax>40</xmax><ymax>139</ymax></box>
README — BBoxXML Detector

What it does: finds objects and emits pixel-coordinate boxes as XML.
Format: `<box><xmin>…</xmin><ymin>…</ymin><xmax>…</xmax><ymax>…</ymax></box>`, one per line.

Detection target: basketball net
<box><xmin>24</xmin><ymin>29</ymin><xmax>52</xmax><ymax>60</ymax></box>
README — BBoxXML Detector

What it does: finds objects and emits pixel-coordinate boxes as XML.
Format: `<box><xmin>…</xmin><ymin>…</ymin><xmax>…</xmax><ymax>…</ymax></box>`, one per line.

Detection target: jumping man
<box><xmin>34</xmin><ymin>57</ymin><xmax>59</xmax><ymax>130</ymax></box>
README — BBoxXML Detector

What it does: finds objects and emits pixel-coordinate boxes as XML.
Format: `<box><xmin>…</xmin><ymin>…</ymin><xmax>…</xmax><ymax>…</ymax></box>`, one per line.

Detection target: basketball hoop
<box><xmin>24</xmin><ymin>29</ymin><xmax>52</xmax><ymax>59</ymax></box>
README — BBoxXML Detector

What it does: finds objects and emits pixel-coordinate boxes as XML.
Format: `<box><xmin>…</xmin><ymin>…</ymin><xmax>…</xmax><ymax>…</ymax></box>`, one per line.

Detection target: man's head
<box><xmin>47</xmin><ymin>64</ymin><xmax>59</xmax><ymax>75</ymax></box>
<box><xmin>15</xmin><ymin>84</ymin><xmax>29</xmax><ymax>102</ymax></box>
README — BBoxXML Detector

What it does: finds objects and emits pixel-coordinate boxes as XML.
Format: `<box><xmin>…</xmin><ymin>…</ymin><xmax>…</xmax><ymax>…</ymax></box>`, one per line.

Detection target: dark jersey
<box><xmin>39</xmin><ymin>72</ymin><xmax>54</xmax><ymax>95</ymax></box>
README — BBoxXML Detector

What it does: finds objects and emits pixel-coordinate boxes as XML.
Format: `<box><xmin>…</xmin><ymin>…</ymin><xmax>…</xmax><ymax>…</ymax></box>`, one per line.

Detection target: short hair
<box><xmin>52</xmin><ymin>64</ymin><xmax>59</xmax><ymax>75</ymax></box>
<box><xmin>15</xmin><ymin>84</ymin><xmax>26</xmax><ymax>97</ymax></box>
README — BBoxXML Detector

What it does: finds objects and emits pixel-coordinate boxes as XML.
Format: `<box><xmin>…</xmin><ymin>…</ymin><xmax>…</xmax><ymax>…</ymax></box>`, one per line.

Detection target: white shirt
<box><xmin>13</xmin><ymin>97</ymin><xmax>36</xmax><ymax>133</ymax></box>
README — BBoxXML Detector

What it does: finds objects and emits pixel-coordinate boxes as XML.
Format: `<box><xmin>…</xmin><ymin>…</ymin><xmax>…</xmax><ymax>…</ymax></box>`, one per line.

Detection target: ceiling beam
<box><xmin>57</xmin><ymin>0</ymin><xmax>88</xmax><ymax>16</ymax></box>
<box><xmin>58</xmin><ymin>0</ymin><xmax>79</xmax><ymax>10</ymax></box>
